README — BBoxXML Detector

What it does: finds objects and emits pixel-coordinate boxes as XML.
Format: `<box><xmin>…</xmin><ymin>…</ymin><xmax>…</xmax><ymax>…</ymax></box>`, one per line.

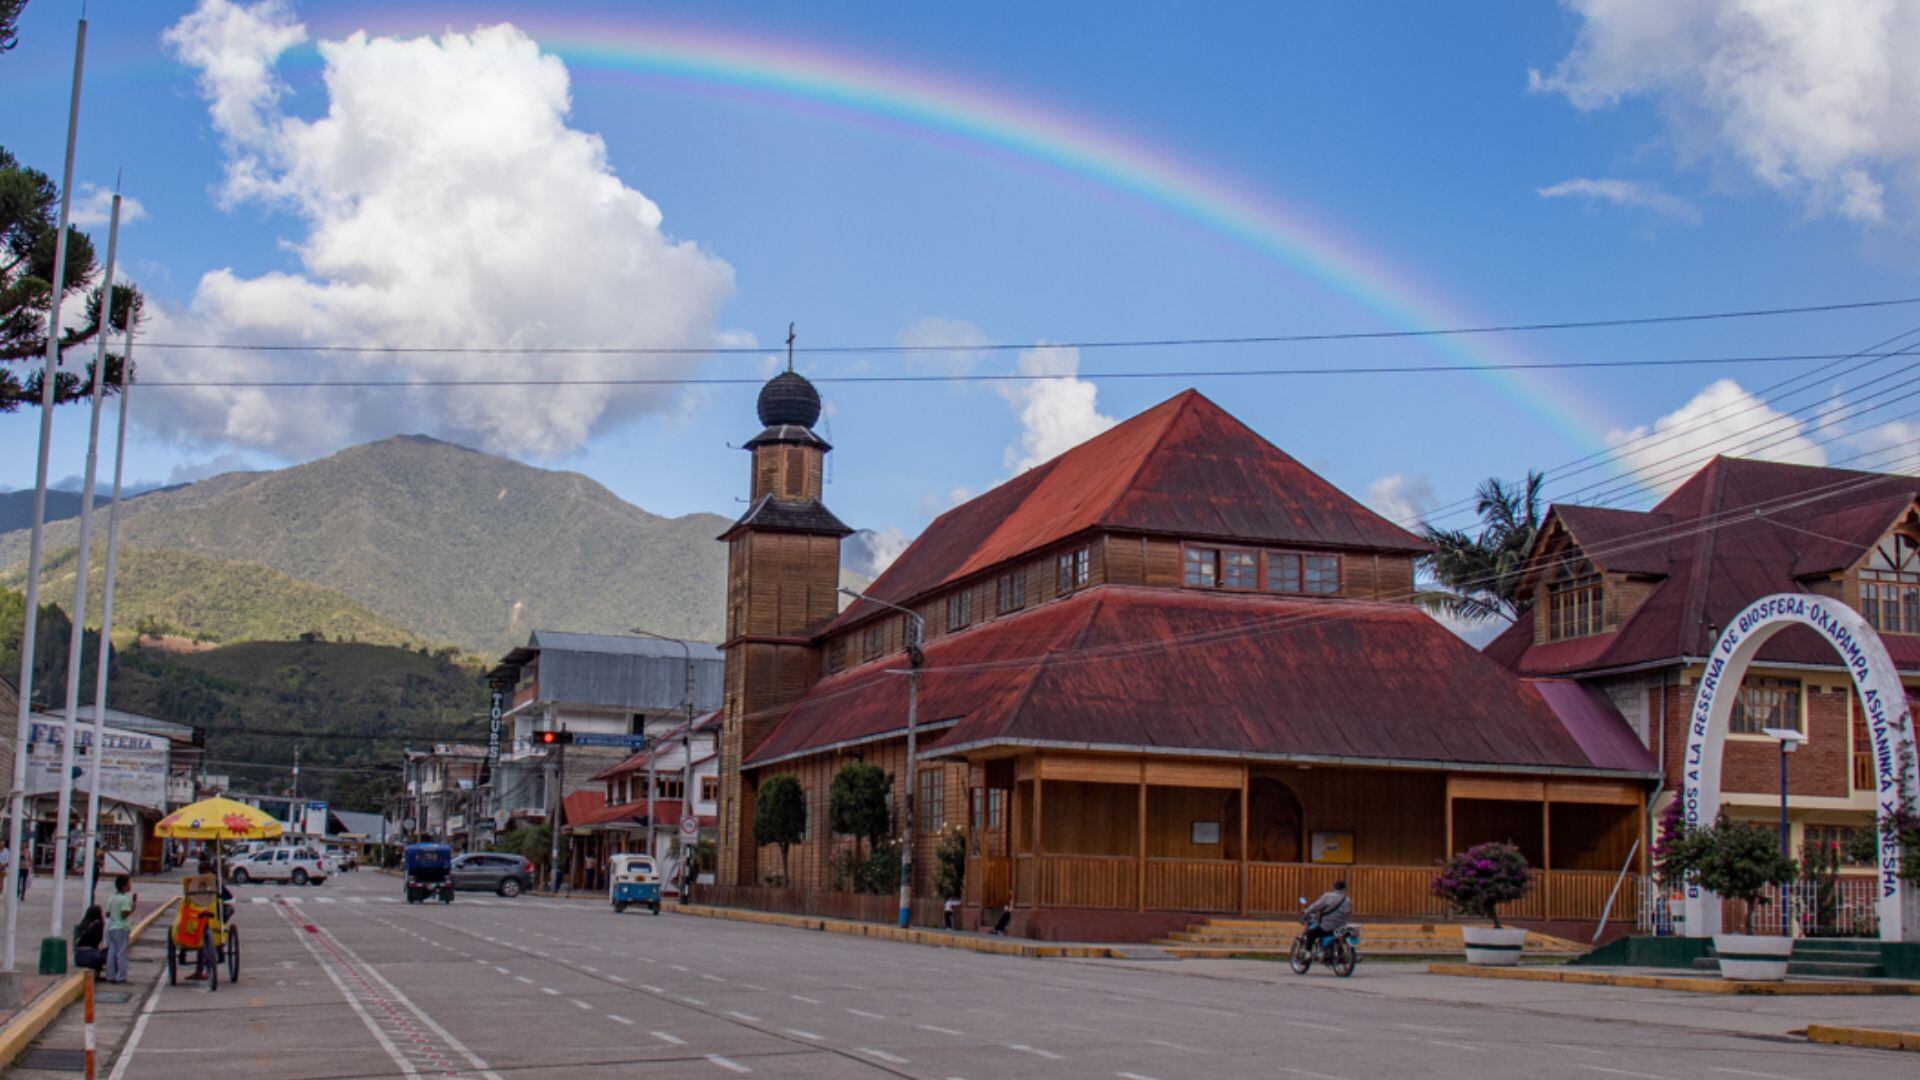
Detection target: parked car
<box><xmin>450</xmin><ymin>853</ymin><xmax>533</xmax><ymax>897</ymax></box>
<box><xmin>227</xmin><ymin>847</ymin><xmax>329</xmax><ymax>886</ymax></box>
<box><xmin>324</xmin><ymin>845</ymin><xmax>358</xmax><ymax>872</ymax></box>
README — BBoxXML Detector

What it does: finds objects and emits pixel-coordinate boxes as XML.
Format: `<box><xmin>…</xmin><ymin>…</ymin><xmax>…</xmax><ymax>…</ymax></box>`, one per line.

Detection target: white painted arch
<box><xmin>1682</xmin><ymin>593</ymin><xmax>1920</xmax><ymax>942</ymax></box>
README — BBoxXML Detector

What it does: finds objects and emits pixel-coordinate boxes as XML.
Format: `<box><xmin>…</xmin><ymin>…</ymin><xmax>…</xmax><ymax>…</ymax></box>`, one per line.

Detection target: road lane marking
<box><xmin>573</xmin><ymin>1000</ymin><xmax>594</xmax><ymax>1010</ymax></box>
<box><xmin>917</xmin><ymin>1024</ymin><xmax>964</xmax><ymax>1036</ymax></box>
<box><xmin>652</xmin><ymin>1032</ymin><xmax>685</xmax><ymax>1046</ymax></box>
<box><xmin>104</xmin><ymin>971</ymin><xmax>165</xmax><ymax>1080</ymax></box>
<box><xmin>250</xmin><ymin>897</ymin><xmax>268</xmax><ymax>905</ymax></box>
<box><xmin>1008</xmin><ymin>1045</ymin><xmax>1062</xmax><ymax>1060</ymax></box>
<box><xmin>1146</xmin><ymin>1039</ymin><xmax>1201</xmax><ymax>1053</ymax></box>
<box><xmin>1710</xmin><ymin>1070</ymin><xmax>1807</xmax><ymax>1080</ymax></box>
<box><xmin>670</xmin><ymin>964</ymin><xmax>690</xmax><ymax>972</ymax></box>
<box><xmin>1575</xmin><ymin>1068</ymin><xmax>1672</xmax><ymax>1080</ymax></box>
<box><xmin>1119</xmin><ymin>1073</ymin><xmax>1165</xmax><ymax>1080</ymax></box>
<box><xmin>859</xmin><ymin>1048</ymin><xmax>909</xmax><ymax>1064</ymax></box>
<box><xmin>784</xmin><ymin>1030</ymin><xmax>823</xmax><ymax>1041</ymax></box>
<box><xmin>790</xmin><ymin>995</ymin><xmax>821</xmax><ymax>1004</ymax></box>
<box><xmin>680</xmin><ymin>996</ymin><xmax>706</xmax><ymax>1006</ymax></box>
<box><xmin>541</xmin><ymin>987</ymin><xmax>560</xmax><ymax>996</ymax></box>
<box><xmin>516</xmin><ymin>976</ymin><xmax>534</xmax><ymax>984</ymax></box>
<box><xmin>706</xmin><ymin>1055</ymin><xmax>751</xmax><ymax>1073</ymax></box>
<box><xmin>1280</xmin><ymin>1070</ymin><xmax>1351</xmax><ymax>1080</ymax></box>
<box><xmin>642</xmin><ymin>984</ymin><xmax>664</xmax><ymax>994</ymax></box>
<box><xmin>1395</xmin><ymin>1024</ymin><xmax>1465</xmax><ymax>1035</ymax></box>
<box><xmin>607</xmin><ymin>975</ymin><xmax>627</xmax><ymax>983</ymax></box>
<box><xmin>1424</xmin><ymin>1040</ymin><xmax>1480</xmax><ymax>1053</ymax></box>
<box><xmin>580</xmin><ymin>964</ymin><xmax>597</xmax><ymax>973</ymax></box>
<box><xmin>701</xmin><ymin>973</ymin><xmax>726</xmax><ymax>983</ymax></box>
<box><xmin>727</xmin><ymin>1011</ymin><xmax>761</xmax><ymax>1022</ymax></box>
<box><xmin>607</xmin><ymin>1015</ymin><xmax>634</xmax><ymax>1026</ymax></box>
<box><xmin>847</xmin><ymin>1008</ymin><xmax>885</xmax><ymax>1019</ymax></box>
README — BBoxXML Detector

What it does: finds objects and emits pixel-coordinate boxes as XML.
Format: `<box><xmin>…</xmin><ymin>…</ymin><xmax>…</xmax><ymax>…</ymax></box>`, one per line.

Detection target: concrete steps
<box><xmin>1689</xmin><ymin>938</ymin><xmax>1887</xmax><ymax>979</ymax></box>
<box><xmin>1154</xmin><ymin>918</ymin><xmax>1584</xmax><ymax>956</ymax></box>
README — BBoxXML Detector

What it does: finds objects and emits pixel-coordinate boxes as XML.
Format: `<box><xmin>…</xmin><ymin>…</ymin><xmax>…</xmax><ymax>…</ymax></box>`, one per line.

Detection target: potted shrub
<box><xmin>1660</xmin><ymin>813</ymin><xmax>1797</xmax><ymax>981</ymax></box>
<box><xmin>1431</xmin><ymin>842</ymin><xmax>1534</xmax><ymax>965</ymax></box>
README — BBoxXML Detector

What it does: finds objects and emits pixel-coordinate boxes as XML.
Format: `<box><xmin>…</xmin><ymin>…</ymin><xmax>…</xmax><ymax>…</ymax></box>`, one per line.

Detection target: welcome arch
<box><xmin>1683</xmin><ymin>594</ymin><xmax>1920</xmax><ymax>942</ymax></box>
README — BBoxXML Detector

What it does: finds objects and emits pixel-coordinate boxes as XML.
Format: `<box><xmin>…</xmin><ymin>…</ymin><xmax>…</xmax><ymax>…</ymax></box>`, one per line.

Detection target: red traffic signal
<box><xmin>535</xmin><ymin>730</ymin><xmax>574</xmax><ymax>745</ymax></box>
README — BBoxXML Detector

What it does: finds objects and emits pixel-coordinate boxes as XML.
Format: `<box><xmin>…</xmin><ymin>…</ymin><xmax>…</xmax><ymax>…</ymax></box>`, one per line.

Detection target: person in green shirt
<box><xmin>103</xmin><ymin>875</ymin><xmax>136</xmax><ymax>984</ymax></box>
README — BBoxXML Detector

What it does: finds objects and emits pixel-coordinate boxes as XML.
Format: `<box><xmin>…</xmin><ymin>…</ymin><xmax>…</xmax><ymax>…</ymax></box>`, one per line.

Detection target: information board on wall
<box><xmin>25</xmin><ymin>718</ymin><xmax>169</xmax><ymax>812</ymax></box>
<box><xmin>1310</xmin><ymin>831</ymin><xmax>1354</xmax><ymax>865</ymax></box>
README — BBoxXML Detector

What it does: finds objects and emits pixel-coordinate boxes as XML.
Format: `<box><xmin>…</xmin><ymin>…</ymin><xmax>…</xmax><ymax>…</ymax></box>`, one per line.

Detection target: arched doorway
<box><xmin>1226</xmin><ymin>776</ymin><xmax>1303</xmax><ymax>864</ymax></box>
<box><xmin>1683</xmin><ymin>594</ymin><xmax>1920</xmax><ymax>942</ymax></box>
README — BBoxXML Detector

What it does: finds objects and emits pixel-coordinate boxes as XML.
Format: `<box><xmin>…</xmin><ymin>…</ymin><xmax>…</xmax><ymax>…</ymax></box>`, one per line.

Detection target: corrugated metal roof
<box><xmin>331</xmin><ymin>810</ymin><xmax>388</xmax><ymax>838</ymax></box>
<box><xmin>505</xmin><ymin>630</ymin><xmax>724</xmax><ymax>713</ymax></box>
<box><xmin>1489</xmin><ymin>456</ymin><xmax>1920</xmax><ymax>676</ymax></box>
<box><xmin>750</xmin><ymin>586</ymin><xmax>1650</xmax><ymax>775</ymax></box>
<box><xmin>830</xmin><ymin>390</ymin><xmax>1430</xmax><ymax>632</ymax></box>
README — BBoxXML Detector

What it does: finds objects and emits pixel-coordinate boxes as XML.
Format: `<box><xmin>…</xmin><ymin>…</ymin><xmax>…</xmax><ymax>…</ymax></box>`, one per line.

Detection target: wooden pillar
<box><xmin>1238</xmin><ymin>763</ymin><xmax>1249</xmax><ymax>915</ymax></box>
<box><xmin>1542</xmin><ymin>790</ymin><xmax>1552</xmax><ymax>872</ymax></box>
<box><xmin>1443</xmin><ymin>776</ymin><xmax>1455</xmax><ymax>858</ymax></box>
<box><xmin>1033</xmin><ymin>757</ymin><xmax>1045</xmax><ymax>912</ymax></box>
<box><xmin>1136</xmin><ymin>763</ymin><xmax>1147</xmax><ymax>913</ymax></box>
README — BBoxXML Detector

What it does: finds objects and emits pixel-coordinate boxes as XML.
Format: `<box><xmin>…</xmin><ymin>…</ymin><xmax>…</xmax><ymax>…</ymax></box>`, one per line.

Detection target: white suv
<box><xmin>228</xmin><ymin>846</ymin><xmax>329</xmax><ymax>886</ymax></box>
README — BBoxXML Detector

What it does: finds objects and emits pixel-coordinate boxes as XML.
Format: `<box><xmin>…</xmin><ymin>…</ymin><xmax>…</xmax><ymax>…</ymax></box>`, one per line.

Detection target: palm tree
<box><xmin>1416</xmin><ymin>472</ymin><xmax>1544</xmax><ymax>624</ymax></box>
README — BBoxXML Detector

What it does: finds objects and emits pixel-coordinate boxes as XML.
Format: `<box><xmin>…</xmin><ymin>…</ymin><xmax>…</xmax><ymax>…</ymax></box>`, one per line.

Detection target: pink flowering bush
<box><xmin>1431</xmin><ymin>842</ymin><xmax>1533</xmax><ymax>928</ymax></box>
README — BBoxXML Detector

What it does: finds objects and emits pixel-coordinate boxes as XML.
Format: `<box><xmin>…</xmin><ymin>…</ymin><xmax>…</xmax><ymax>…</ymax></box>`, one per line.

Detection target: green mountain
<box><xmin>0</xmin><ymin>435</ymin><xmax>738</xmax><ymax>657</ymax></box>
<box><xmin>2</xmin><ymin>546</ymin><xmax>422</xmax><ymax>647</ymax></box>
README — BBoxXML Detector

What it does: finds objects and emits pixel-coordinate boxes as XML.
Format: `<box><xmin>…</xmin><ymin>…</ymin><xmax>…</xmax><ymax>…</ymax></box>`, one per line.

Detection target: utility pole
<box><xmin>7</xmin><ymin>15</ymin><xmax>88</xmax><ymax>979</ymax></box>
<box><xmin>628</xmin><ymin>630</ymin><xmax>698</xmax><ymax>900</ymax></box>
<box><xmin>50</xmin><ymin>182</ymin><xmax>122</xmax><ymax>939</ymax></box>
<box><xmin>839</xmin><ymin>589</ymin><xmax>924</xmax><ymax>929</ymax></box>
<box><xmin>80</xmin><ymin>320</ymin><xmax>135</xmax><ymax>904</ymax></box>
<box><xmin>546</xmin><ymin>736</ymin><xmax>565</xmax><ymax>891</ymax></box>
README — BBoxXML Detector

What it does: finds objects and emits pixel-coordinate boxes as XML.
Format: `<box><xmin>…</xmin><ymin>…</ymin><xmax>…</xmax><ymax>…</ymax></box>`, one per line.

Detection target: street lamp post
<box><xmin>840</xmin><ymin>588</ymin><xmax>924</xmax><ymax>929</ymax></box>
<box><xmin>1761</xmin><ymin>727</ymin><xmax>1805</xmax><ymax>859</ymax></box>
<box><xmin>629</xmin><ymin>629</ymin><xmax>698</xmax><ymax>902</ymax></box>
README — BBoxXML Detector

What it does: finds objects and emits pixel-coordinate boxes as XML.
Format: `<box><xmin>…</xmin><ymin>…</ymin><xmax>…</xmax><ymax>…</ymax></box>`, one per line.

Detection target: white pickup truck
<box><xmin>227</xmin><ymin>846</ymin><xmax>329</xmax><ymax>886</ymax></box>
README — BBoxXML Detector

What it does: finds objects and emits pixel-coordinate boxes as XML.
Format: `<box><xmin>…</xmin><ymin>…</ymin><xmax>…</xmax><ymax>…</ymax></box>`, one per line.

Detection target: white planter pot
<box><xmin>1713</xmin><ymin>933</ymin><xmax>1791</xmax><ymax>981</ymax></box>
<box><xmin>1461</xmin><ymin>926</ymin><xmax>1528</xmax><ymax>966</ymax></box>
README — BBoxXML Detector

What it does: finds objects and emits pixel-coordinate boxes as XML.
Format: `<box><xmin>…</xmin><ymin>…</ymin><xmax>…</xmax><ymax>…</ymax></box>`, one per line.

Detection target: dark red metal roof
<box><xmin>1488</xmin><ymin>456</ymin><xmax>1920</xmax><ymax>676</ymax></box>
<box><xmin>559</xmin><ymin>790</ymin><xmax>606</xmax><ymax>826</ymax></box>
<box><xmin>750</xmin><ymin>586</ymin><xmax>1651</xmax><ymax>775</ymax></box>
<box><xmin>830</xmin><ymin>390</ymin><xmax>1429</xmax><ymax>632</ymax></box>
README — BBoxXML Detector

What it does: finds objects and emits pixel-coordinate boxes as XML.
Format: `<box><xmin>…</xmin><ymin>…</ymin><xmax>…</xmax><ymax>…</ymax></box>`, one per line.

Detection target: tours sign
<box><xmin>1682</xmin><ymin>593</ymin><xmax>1920</xmax><ymax>942</ymax></box>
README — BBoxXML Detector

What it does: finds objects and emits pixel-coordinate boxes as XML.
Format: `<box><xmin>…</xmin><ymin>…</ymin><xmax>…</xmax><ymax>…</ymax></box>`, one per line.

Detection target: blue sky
<box><xmin>5</xmin><ymin>0</ymin><xmax>1920</xmax><ymax>571</ymax></box>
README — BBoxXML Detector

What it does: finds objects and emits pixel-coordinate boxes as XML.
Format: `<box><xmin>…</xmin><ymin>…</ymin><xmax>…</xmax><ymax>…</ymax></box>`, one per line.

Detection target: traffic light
<box><xmin>534</xmin><ymin>730</ymin><xmax>573</xmax><ymax>746</ymax></box>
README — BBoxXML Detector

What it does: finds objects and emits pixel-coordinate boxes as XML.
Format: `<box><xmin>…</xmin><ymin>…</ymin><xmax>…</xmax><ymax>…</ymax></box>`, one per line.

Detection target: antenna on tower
<box><xmin>786</xmin><ymin>322</ymin><xmax>796</xmax><ymax>373</ymax></box>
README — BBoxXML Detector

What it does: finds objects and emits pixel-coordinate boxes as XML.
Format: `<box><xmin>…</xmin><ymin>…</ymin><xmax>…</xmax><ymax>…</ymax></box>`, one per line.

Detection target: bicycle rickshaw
<box><xmin>153</xmin><ymin>796</ymin><xmax>283</xmax><ymax>992</ymax></box>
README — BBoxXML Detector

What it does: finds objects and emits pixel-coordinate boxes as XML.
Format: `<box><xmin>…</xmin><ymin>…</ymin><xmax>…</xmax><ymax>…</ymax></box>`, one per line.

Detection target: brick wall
<box><xmin>1652</xmin><ymin>670</ymin><xmax>1853</xmax><ymax>798</ymax></box>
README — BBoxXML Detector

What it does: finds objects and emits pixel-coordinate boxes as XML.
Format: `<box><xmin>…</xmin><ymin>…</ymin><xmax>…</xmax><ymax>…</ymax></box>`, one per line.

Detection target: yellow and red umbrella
<box><xmin>155</xmin><ymin>797</ymin><xmax>284</xmax><ymax>841</ymax></box>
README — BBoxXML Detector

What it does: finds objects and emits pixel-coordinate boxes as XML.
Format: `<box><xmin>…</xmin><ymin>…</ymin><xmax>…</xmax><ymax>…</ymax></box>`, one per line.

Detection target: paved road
<box><xmin>76</xmin><ymin>871</ymin><xmax>1915</xmax><ymax>1079</ymax></box>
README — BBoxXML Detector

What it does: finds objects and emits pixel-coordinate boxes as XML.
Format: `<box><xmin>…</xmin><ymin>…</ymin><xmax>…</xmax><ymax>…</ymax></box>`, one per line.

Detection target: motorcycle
<box><xmin>1289</xmin><ymin>896</ymin><xmax>1360</xmax><ymax>977</ymax></box>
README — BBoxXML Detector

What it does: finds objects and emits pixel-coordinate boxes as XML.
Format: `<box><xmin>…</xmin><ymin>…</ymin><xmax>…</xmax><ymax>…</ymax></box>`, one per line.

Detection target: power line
<box><xmin>131</xmin><ymin>294</ymin><xmax>1920</xmax><ymax>355</ymax></box>
<box><xmin>129</xmin><ymin>349</ymin><xmax>1920</xmax><ymax>389</ymax></box>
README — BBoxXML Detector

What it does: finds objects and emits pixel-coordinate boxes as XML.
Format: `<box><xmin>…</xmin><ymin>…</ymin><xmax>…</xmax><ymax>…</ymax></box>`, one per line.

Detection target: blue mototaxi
<box><xmin>609</xmin><ymin>853</ymin><xmax>661</xmax><ymax>915</ymax></box>
<box><xmin>404</xmin><ymin>843</ymin><xmax>455</xmax><ymax>904</ymax></box>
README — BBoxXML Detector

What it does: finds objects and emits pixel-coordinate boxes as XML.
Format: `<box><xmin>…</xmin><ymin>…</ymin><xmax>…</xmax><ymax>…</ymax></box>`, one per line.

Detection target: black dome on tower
<box><xmin>757</xmin><ymin>370</ymin><xmax>822</xmax><ymax>429</ymax></box>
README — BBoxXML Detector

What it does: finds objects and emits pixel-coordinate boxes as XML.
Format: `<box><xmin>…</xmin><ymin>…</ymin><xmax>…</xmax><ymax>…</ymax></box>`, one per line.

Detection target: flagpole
<box><xmin>5</xmin><ymin>15</ymin><xmax>88</xmax><ymax>978</ymax></box>
<box><xmin>81</xmin><ymin>258</ymin><xmax>133</xmax><ymax>906</ymax></box>
<box><xmin>49</xmin><ymin>190</ymin><xmax>120</xmax><ymax>940</ymax></box>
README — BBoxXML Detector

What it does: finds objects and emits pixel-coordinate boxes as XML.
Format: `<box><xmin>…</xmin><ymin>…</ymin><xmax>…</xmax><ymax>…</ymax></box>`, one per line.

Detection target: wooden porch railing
<box><xmin>1145</xmin><ymin>859</ymin><xmax>1239</xmax><ymax>912</ymax></box>
<box><xmin>1040</xmin><ymin>854</ymin><xmax>1137</xmax><ymax>909</ymax></box>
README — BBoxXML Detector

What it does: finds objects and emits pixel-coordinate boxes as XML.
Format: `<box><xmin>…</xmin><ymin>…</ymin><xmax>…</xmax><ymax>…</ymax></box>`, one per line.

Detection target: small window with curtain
<box><xmin>996</xmin><ymin>572</ymin><xmax>1026</xmax><ymax>613</ymax></box>
<box><xmin>1729</xmin><ymin>676</ymin><xmax>1802</xmax><ymax>736</ymax></box>
<box><xmin>1184</xmin><ymin>546</ymin><xmax>1219</xmax><ymax>588</ymax></box>
<box><xmin>946</xmin><ymin>591</ymin><xmax>972</xmax><ymax>632</ymax></box>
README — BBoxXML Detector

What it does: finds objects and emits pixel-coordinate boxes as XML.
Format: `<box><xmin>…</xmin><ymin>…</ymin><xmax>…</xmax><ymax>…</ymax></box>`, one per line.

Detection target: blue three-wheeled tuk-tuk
<box><xmin>610</xmin><ymin>853</ymin><xmax>661</xmax><ymax>914</ymax></box>
<box><xmin>404</xmin><ymin>843</ymin><xmax>455</xmax><ymax>904</ymax></box>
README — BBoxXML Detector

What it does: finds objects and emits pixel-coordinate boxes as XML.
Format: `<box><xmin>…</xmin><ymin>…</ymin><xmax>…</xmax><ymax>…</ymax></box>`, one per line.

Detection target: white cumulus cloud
<box><xmin>153</xmin><ymin>0</ymin><xmax>734</xmax><ymax>459</ymax></box>
<box><xmin>996</xmin><ymin>344</ymin><xmax>1115</xmax><ymax>473</ymax></box>
<box><xmin>1532</xmin><ymin>0</ymin><xmax>1920</xmax><ymax>223</ymax></box>
<box><xmin>1605</xmin><ymin>378</ymin><xmax>1826</xmax><ymax>497</ymax></box>
<box><xmin>843</xmin><ymin>527</ymin><xmax>909</xmax><ymax>579</ymax></box>
<box><xmin>1367</xmin><ymin>473</ymin><xmax>1436</xmax><ymax>527</ymax></box>
<box><xmin>69</xmin><ymin>185</ymin><xmax>147</xmax><ymax>229</ymax></box>
<box><xmin>1537</xmin><ymin>177</ymin><xmax>1699</xmax><ymax>223</ymax></box>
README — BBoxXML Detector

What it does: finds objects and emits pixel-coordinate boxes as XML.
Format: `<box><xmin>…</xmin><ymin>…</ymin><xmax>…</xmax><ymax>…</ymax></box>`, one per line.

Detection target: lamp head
<box><xmin>1761</xmin><ymin>726</ymin><xmax>1805</xmax><ymax>752</ymax></box>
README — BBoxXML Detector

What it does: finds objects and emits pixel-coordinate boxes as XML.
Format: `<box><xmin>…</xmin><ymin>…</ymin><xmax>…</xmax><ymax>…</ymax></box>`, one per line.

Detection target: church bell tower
<box><xmin>714</xmin><ymin>337</ymin><xmax>850</xmax><ymax>887</ymax></box>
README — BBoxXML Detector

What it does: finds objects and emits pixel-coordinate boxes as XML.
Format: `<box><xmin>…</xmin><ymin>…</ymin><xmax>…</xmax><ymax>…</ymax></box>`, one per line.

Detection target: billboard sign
<box><xmin>25</xmin><ymin>718</ymin><xmax>169</xmax><ymax>813</ymax></box>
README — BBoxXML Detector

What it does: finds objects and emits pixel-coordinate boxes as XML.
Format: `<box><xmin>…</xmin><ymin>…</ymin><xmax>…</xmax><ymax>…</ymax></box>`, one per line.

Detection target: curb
<box><xmin>1805</xmin><ymin>1023</ymin><xmax>1920</xmax><ymax>1053</ymax></box>
<box><xmin>0</xmin><ymin>972</ymin><xmax>85</xmax><ymax>1067</ymax></box>
<box><xmin>668</xmin><ymin>904</ymin><xmax>1116</xmax><ymax>959</ymax></box>
<box><xmin>1427</xmin><ymin>962</ymin><xmax>1920</xmax><ymax>996</ymax></box>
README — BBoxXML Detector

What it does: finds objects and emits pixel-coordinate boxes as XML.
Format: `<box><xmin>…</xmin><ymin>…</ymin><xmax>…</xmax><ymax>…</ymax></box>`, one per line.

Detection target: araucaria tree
<box><xmin>752</xmin><ymin>773</ymin><xmax>807</xmax><ymax>885</ymax></box>
<box><xmin>1417</xmin><ymin>472</ymin><xmax>1544</xmax><ymax>624</ymax></box>
<box><xmin>2</xmin><ymin>144</ymin><xmax>143</xmax><ymax>411</ymax></box>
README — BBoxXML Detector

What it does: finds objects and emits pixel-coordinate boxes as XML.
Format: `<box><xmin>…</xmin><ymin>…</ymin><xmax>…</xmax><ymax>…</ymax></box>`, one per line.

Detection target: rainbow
<box><xmin>318</xmin><ymin>9</ymin><xmax>1612</xmax><ymax>446</ymax></box>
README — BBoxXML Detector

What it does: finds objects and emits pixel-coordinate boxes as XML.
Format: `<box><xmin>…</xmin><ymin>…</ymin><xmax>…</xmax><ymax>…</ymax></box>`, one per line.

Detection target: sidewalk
<box><xmin>3</xmin><ymin>897</ymin><xmax>178</xmax><ymax>1077</ymax></box>
<box><xmin>1074</xmin><ymin>954</ymin><xmax>1920</xmax><ymax>1041</ymax></box>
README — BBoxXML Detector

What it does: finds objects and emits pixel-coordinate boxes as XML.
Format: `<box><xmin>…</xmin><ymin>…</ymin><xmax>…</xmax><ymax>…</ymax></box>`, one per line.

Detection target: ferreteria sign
<box><xmin>1682</xmin><ymin>593</ymin><xmax>1920</xmax><ymax>943</ymax></box>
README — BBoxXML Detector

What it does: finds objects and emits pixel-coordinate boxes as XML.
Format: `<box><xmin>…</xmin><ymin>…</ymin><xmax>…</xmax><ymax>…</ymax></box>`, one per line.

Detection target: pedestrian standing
<box><xmin>943</xmin><ymin>895</ymin><xmax>960</xmax><ymax>930</ymax></box>
<box><xmin>103</xmin><ymin>874</ymin><xmax>136</xmax><ymax>984</ymax></box>
<box><xmin>16</xmin><ymin>841</ymin><xmax>29</xmax><ymax>900</ymax></box>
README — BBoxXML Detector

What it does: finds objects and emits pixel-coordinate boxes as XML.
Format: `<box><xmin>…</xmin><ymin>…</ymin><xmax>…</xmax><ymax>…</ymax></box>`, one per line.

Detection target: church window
<box><xmin>997</xmin><ymin>571</ymin><xmax>1026</xmax><ymax>613</ymax></box>
<box><xmin>1057</xmin><ymin>547</ymin><xmax>1089</xmax><ymax>593</ymax></box>
<box><xmin>1184</xmin><ymin>546</ymin><xmax>1218</xmax><ymax>588</ymax></box>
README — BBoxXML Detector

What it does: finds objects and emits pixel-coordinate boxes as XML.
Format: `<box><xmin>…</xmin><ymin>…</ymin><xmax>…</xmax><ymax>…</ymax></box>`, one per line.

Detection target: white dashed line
<box><xmin>1147</xmin><ymin>1039</ymin><xmax>1201</xmax><ymax>1054</ymax></box>
<box><xmin>917</xmin><ymin>1024</ymin><xmax>964</xmax><ymax>1036</ymax></box>
<box><xmin>670</xmin><ymin>964</ymin><xmax>690</xmax><ymax>972</ymax></box>
<box><xmin>790</xmin><ymin>995</ymin><xmax>821</xmax><ymax>1005</ymax></box>
<box><xmin>573</xmin><ymin>1000</ymin><xmax>594</xmax><ymax>1010</ymax></box>
<box><xmin>726</xmin><ymin>1011</ymin><xmax>761</xmax><ymax>1022</ymax></box>
<box><xmin>784</xmin><ymin>1029</ymin><xmax>823</xmax><ymax>1041</ymax></box>
<box><xmin>515</xmin><ymin>976</ymin><xmax>534</xmax><ymax>985</ymax></box>
<box><xmin>652</xmin><ymin>1031</ymin><xmax>685</xmax><ymax>1046</ymax></box>
<box><xmin>641</xmin><ymin>984</ymin><xmax>664</xmax><ymax>994</ymax></box>
<box><xmin>707</xmin><ymin>1055</ymin><xmax>751</xmax><ymax>1073</ymax></box>
<box><xmin>1425</xmin><ymin>1040</ymin><xmax>1481</xmax><ymax>1053</ymax></box>
<box><xmin>1008</xmin><ymin>1045</ymin><xmax>1062</xmax><ymax>1061</ymax></box>
<box><xmin>540</xmin><ymin>988</ymin><xmax>560</xmax><ymax>996</ymax></box>
<box><xmin>847</xmin><ymin>1008</ymin><xmax>885</xmax><ymax>1019</ymax></box>
<box><xmin>1119</xmin><ymin>1073</ymin><xmax>1165</xmax><ymax>1080</ymax></box>
<box><xmin>680</xmin><ymin>997</ymin><xmax>706</xmax><ymax>1006</ymax></box>
<box><xmin>607</xmin><ymin>1015</ymin><xmax>634</xmax><ymax>1026</ymax></box>
<box><xmin>607</xmin><ymin>975</ymin><xmax>627</xmax><ymax>983</ymax></box>
<box><xmin>701</xmin><ymin>974</ymin><xmax>725</xmax><ymax>983</ymax></box>
<box><xmin>858</xmin><ymin>1048</ymin><xmax>908</xmax><ymax>1065</ymax></box>
<box><xmin>1574</xmin><ymin>1068</ymin><xmax>1671</xmax><ymax>1080</ymax></box>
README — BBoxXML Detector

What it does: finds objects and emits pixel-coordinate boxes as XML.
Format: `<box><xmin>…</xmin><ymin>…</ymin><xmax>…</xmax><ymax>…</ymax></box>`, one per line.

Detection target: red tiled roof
<box><xmin>1488</xmin><ymin>456</ymin><xmax>1920</xmax><ymax>677</ymax></box>
<box><xmin>750</xmin><ymin>586</ymin><xmax>1651</xmax><ymax>775</ymax></box>
<box><xmin>559</xmin><ymin>790</ymin><xmax>605</xmax><ymax>826</ymax></box>
<box><xmin>829</xmin><ymin>390</ymin><xmax>1428</xmax><ymax>631</ymax></box>
<box><xmin>590</xmin><ymin>711</ymin><xmax>721</xmax><ymax>781</ymax></box>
